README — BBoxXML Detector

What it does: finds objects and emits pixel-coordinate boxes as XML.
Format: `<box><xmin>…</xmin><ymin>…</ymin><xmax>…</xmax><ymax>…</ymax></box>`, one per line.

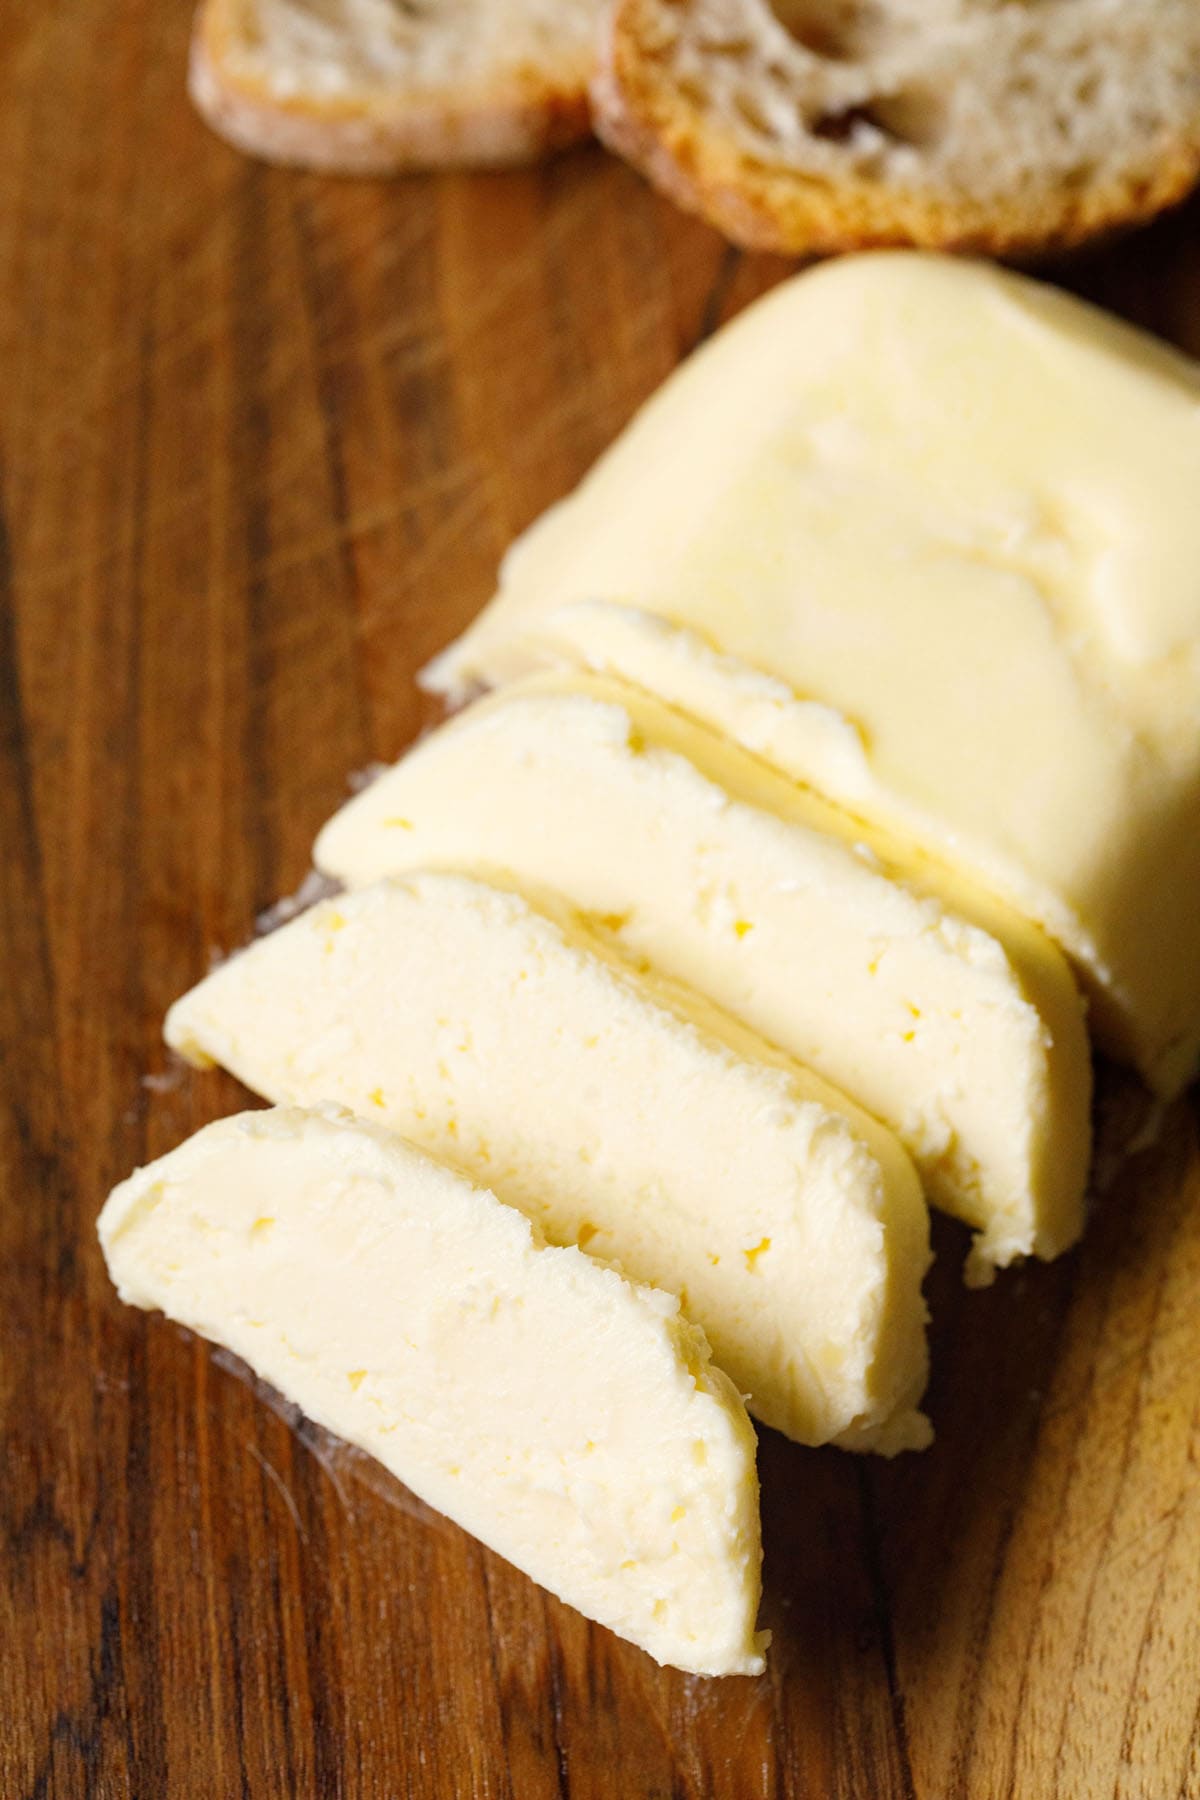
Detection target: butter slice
<box><xmin>98</xmin><ymin>1106</ymin><xmax>766</xmax><ymax>1676</ymax></box>
<box><xmin>164</xmin><ymin>873</ymin><xmax>931</xmax><ymax>1453</ymax></box>
<box><xmin>314</xmin><ymin>671</ymin><xmax>1091</xmax><ymax>1281</ymax></box>
<box><xmin>423</xmin><ymin>252</ymin><xmax>1200</xmax><ymax>1096</ymax></box>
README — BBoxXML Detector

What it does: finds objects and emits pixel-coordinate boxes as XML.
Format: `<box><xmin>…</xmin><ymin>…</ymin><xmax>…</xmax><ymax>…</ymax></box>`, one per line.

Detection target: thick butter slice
<box><xmin>164</xmin><ymin>873</ymin><xmax>931</xmax><ymax>1453</ymax></box>
<box><xmin>423</xmin><ymin>253</ymin><xmax>1200</xmax><ymax>1095</ymax></box>
<box><xmin>99</xmin><ymin>1106</ymin><xmax>767</xmax><ymax>1676</ymax></box>
<box><xmin>314</xmin><ymin>671</ymin><xmax>1091</xmax><ymax>1281</ymax></box>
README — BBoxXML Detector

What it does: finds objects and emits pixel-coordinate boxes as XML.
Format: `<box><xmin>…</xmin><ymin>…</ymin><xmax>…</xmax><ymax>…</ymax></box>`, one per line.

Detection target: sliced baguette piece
<box><xmin>313</xmin><ymin>669</ymin><xmax>1091</xmax><ymax>1284</ymax></box>
<box><xmin>591</xmin><ymin>0</ymin><xmax>1200</xmax><ymax>255</ymax></box>
<box><xmin>99</xmin><ymin>1105</ymin><xmax>767</xmax><ymax>1676</ymax></box>
<box><xmin>190</xmin><ymin>0</ymin><xmax>602</xmax><ymax>173</ymax></box>
<box><xmin>164</xmin><ymin>872</ymin><xmax>932</xmax><ymax>1454</ymax></box>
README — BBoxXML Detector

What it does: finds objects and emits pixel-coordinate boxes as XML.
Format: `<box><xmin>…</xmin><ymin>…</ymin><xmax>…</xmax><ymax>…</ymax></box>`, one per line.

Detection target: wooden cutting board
<box><xmin>3</xmin><ymin>6</ymin><xmax>1200</xmax><ymax>1795</ymax></box>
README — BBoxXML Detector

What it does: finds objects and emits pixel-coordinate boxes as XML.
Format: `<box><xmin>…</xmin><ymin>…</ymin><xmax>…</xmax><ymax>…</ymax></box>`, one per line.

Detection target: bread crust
<box><xmin>591</xmin><ymin>0</ymin><xmax>1200</xmax><ymax>256</ymax></box>
<box><xmin>190</xmin><ymin>0</ymin><xmax>594</xmax><ymax>174</ymax></box>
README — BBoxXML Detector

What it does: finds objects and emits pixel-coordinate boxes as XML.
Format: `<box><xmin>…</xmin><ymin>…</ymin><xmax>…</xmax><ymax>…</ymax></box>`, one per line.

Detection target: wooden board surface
<box><xmin>4</xmin><ymin>5</ymin><xmax>1200</xmax><ymax>1796</ymax></box>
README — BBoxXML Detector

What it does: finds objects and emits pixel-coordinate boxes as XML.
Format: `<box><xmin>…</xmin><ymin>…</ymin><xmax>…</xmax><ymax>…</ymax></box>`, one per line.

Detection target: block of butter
<box><xmin>164</xmin><ymin>873</ymin><xmax>931</xmax><ymax>1454</ymax></box>
<box><xmin>98</xmin><ymin>1106</ymin><xmax>767</xmax><ymax>1676</ymax></box>
<box><xmin>313</xmin><ymin>671</ymin><xmax>1091</xmax><ymax>1282</ymax></box>
<box><xmin>423</xmin><ymin>253</ymin><xmax>1200</xmax><ymax>1097</ymax></box>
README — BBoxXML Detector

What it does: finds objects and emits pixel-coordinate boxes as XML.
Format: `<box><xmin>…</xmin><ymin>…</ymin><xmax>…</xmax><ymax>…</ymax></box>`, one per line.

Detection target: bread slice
<box><xmin>591</xmin><ymin>0</ymin><xmax>1200</xmax><ymax>255</ymax></box>
<box><xmin>190</xmin><ymin>0</ymin><xmax>602</xmax><ymax>173</ymax></box>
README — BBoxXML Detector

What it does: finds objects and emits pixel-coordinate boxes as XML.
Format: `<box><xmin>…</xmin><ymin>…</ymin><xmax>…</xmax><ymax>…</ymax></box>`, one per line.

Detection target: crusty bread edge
<box><xmin>590</xmin><ymin>0</ymin><xmax>1200</xmax><ymax>255</ymax></box>
<box><xmin>189</xmin><ymin>1</ymin><xmax>593</xmax><ymax>174</ymax></box>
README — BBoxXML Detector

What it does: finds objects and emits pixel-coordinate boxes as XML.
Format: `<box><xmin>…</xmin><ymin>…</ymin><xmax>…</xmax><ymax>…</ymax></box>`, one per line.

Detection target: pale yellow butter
<box><xmin>423</xmin><ymin>253</ymin><xmax>1200</xmax><ymax>1096</ymax></box>
<box><xmin>164</xmin><ymin>873</ymin><xmax>932</xmax><ymax>1454</ymax></box>
<box><xmin>98</xmin><ymin>1106</ymin><xmax>767</xmax><ymax>1676</ymax></box>
<box><xmin>314</xmin><ymin>670</ymin><xmax>1091</xmax><ymax>1281</ymax></box>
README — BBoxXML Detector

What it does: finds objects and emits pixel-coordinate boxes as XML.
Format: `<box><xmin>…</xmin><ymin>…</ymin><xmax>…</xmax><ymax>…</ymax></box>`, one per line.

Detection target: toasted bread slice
<box><xmin>591</xmin><ymin>0</ymin><xmax>1200</xmax><ymax>255</ymax></box>
<box><xmin>190</xmin><ymin>0</ymin><xmax>602</xmax><ymax>173</ymax></box>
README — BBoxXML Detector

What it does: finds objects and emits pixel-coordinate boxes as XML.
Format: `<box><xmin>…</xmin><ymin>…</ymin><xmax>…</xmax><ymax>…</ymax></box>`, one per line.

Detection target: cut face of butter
<box><xmin>164</xmin><ymin>873</ymin><xmax>931</xmax><ymax>1454</ymax></box>
<box><xmin>314</xmin><ymin>671</ymin><xmax>1091</xmax><ymax>1282</ymax></box>
<box><xmin>98</xmin><ymin>1106</ymin><xmax>767</xmax><ymax>1676</ymax></box>
<box><xmin>422</xmin><ymin>252</ymin><xmax>1200</xmax><ymax>1097</ymax></box>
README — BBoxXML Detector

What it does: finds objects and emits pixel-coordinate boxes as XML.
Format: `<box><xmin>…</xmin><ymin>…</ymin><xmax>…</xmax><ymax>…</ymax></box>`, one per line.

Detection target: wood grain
<box><xmin>2</xmin><ymin>4</ymin><xmax>1200</xmax><ymax>1795</ymax></box>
